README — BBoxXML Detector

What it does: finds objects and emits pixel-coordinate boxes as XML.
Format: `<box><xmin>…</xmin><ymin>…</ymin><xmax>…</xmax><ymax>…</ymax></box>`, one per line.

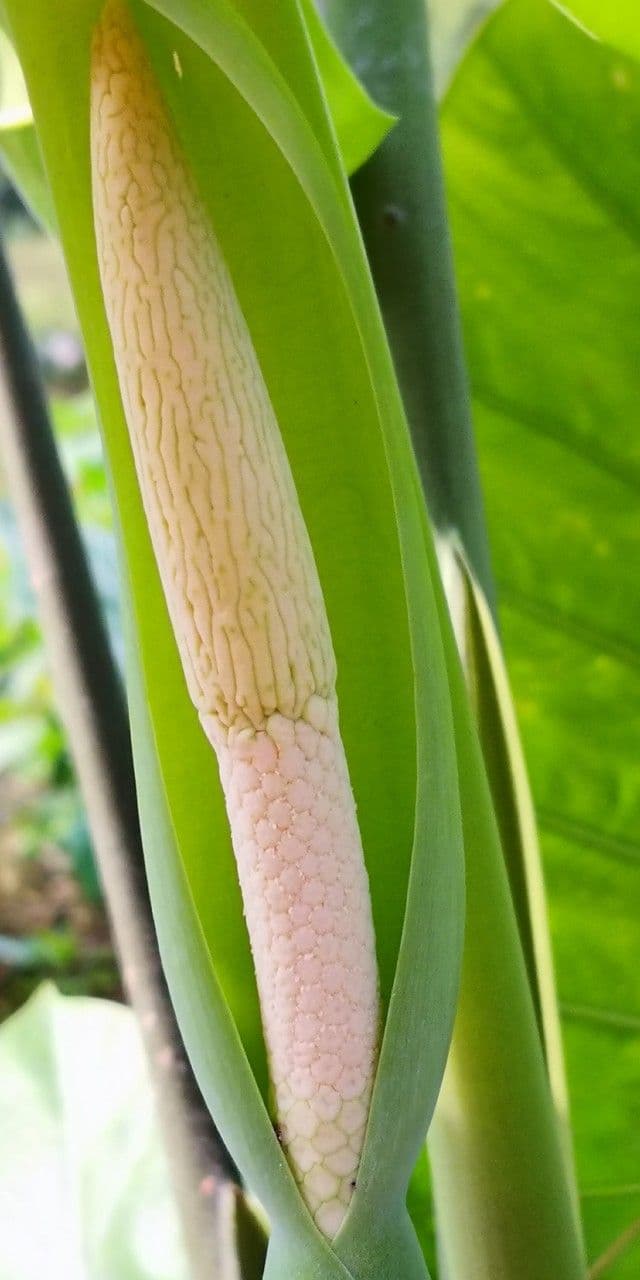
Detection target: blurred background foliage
<box><xmin>0</xmin><ymin>181</ymin><xmax>121</xmax><ymax>1018</ymax></box>
<box><xmin>0</xmin><ymin>0</ymin><xmax>638</xmax><ymax>1276</ymax></box>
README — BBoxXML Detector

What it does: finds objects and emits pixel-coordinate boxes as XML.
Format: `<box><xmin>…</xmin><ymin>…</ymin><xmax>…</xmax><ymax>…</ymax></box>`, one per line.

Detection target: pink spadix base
<box><xmin>206</xmin><ymin>700</ymin><xmax>378</xmax><ymax>1238</ymax></box>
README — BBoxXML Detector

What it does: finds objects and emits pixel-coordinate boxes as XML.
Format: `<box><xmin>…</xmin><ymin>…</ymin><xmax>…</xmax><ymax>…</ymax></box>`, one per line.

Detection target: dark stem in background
<box><xmin>321</xmin><ymin>0</ymin><xmax>497</xmax><ymax>621</ymax></box>
<box><xmin>0</xmin><ymin>232</ymin><xmax>266</xmax><ymax>1280</ymax></box>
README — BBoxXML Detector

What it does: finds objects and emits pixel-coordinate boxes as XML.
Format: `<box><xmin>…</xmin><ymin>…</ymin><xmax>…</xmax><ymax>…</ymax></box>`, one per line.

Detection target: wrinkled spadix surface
<box><xmin>91</xmin><ymin>0</ymin><xmax>379</xmax><ymax>1238</ymax></box>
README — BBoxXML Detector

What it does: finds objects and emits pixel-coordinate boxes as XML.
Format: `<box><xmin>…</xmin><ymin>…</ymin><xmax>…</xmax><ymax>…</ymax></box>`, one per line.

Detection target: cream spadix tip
<box><xmin>91</xmin><ymin>0</ymin><xmax>379</xmax><ymax>1239</ymax></box>
<box><xmin>91</xmin><ymin>0</ymin><xmax>335</xmax><ymax>739</ymax></box>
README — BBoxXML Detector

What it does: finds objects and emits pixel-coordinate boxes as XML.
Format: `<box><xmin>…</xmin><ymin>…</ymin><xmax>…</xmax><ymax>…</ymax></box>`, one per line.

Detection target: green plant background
<box><xmin>440</xmin><ymin>1</ymin><xmax>640</xmax><ymax>1272</ymax></box>
<box><xmin>0</xmin><ymin>985</ymin><xmax>188</xmax><ymax>1279</ymax></box>
<box><xmin>0</xmin><ymin>0</ymin><xmax>638</xmax><ymax>1275</ymax></box>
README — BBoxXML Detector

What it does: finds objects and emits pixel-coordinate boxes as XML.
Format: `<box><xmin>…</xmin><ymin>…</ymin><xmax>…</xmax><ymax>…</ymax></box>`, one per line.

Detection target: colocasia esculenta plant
<box><xmin>1</xmin><ymin>0</ymin><xmax>589</xmax><ymax>1277</ymax></box>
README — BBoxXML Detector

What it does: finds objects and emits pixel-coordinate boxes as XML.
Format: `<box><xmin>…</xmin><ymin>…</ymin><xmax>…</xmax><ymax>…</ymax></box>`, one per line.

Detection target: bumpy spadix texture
<box><xmin>91</xmin><ymin>0</ymin><xmax>379</xmax><ymax>1237</ymax></box>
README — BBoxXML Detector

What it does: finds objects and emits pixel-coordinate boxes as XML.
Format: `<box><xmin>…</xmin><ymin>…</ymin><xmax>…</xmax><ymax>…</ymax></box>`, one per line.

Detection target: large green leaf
<box><xmin>442</xmin><ymin>0</ymin><xmax>640</xmax><ymax>1271</ymax></box>
<box><xmin>0</xmin><ymin>984</ymin><xmax>187</xmax><ymax>1280</ymax></box>
<box><xmin>5</xmin><ymin>0</ymin><xmax>464</xmax><ymax>1272</ymax></box>
<box><xmin>552</xmin><ymin>1</ymin><xmax>640</xmax><ymax>64</ymax></box>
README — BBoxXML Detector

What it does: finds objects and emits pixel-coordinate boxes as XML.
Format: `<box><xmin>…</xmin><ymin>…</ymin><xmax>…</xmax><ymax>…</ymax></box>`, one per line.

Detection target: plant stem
<box><xmin>0</xmin><ymin>230</ymin><xmax>265</xmax><ymax>1280</ymax></box>
<box><xmin>321</xmin><ymin>0</ymin><xmax>496</xmax><ymax>618</ymax></box>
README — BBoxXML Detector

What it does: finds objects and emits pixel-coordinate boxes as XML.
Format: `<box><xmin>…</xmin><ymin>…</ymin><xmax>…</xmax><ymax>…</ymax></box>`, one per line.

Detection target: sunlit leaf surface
<box><xmin>0</xmin><ymin>984</ymin><xmax>187</xmax><ymax>1280</ymax></box>
<box><xmin>552</xmin><ymin>0</ymin><xmax>640</xmax><ymax>64</ymax></box>
<box><xmin>442</xmin><ymin>1</ymin><xmax>640</xmax><ymax>1271</ymax></box>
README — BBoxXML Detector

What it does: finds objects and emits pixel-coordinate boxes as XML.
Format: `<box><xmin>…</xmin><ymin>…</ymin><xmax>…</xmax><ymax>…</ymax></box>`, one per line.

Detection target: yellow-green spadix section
<box><xmin>90</xmin><ymin>0</ymin><xmax>379</xmax><ymax>1237</ymax></box>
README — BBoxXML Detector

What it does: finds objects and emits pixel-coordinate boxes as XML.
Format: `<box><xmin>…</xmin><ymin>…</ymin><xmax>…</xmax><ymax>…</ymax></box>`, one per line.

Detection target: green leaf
<box><xmin>0</xmin><ymin>119</ymin><xmax>53</xmax><ymax>231</ymax></box>
<box><xmin>442</xmin><ymin>0</ymin><xmax>640</xmax><ymax>1271</ymax></box>
<box><xmin>5</xmin><ymin>0</ymin><xmax>464</xmax><ymax>1270</ymax></box>
<box><xmin>0</xmin><ymin>983</ymin><xmax>188</xmax><ymax>1280</ymax></box>
<box><xmin>0</xmin><ymin>0</ymin><xmax>394</xmax><ymax>233</ymax></box>
<box><xmin>427</xmin><ymin>0</ymin><xmax>503</xmax><ymax>98</ymax></box>
<box><xmin>300</xmin><ymin>0</ymin><xmax>396</xmax><ymax>175</ymax></box>
<box><xmin>426</xmin><ymin>509</ymin><xmax>586</xmax><ymax>1280</ymax></box>
<box><xmin>0</xmin><ymin>24</ymin><xmax>28</xmax><ymax>117</ymax></box>
<box><xmin>552</xmin><ymin>1</ymin><xmax>640</xmax><ymax>65</ymax></box>
<box><xmin>0</xmin><ymin>0</ymin><xmax>393</xmax><ymax>240</ymax></box>
<box><xmin>0</xmin><ymin>27</ymin><xmax>54</xmax><ymax>229</ymax></box>
<box><xmin>442</xmin><ymin>535</ymin><xmax>575</xmax><ymax>1189</ymax></box>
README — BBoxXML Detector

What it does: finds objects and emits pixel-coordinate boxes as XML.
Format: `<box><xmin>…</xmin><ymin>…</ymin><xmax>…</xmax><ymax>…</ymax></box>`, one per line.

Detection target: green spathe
<box><xmin>4</xmin><ymin>0</ymin><xmax>463</xmax><ymax>1273</ymax></box>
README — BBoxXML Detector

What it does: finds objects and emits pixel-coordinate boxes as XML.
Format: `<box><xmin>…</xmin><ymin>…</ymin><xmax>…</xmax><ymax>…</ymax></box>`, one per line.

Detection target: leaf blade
<box><xmin>441</xmin><ymin>0</ymin><xmax>640</xmax><ymax>1267</ymax></box>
